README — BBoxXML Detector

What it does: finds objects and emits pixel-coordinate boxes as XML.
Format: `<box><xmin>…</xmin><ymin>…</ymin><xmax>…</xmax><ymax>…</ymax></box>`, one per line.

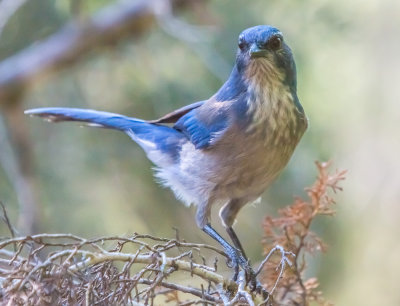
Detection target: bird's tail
<box><xmin>24</xmin><ymin>107</ymin><xmax>144</xmax><ymax>130</ymax></box>
<box><xmin>25</xmin><ymin>107</ymin><xmax>185</xmax><ymax>166</ymax></box>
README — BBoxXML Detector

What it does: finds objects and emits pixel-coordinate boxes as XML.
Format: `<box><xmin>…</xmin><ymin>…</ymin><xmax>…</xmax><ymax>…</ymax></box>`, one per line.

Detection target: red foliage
<box><xmin>262</xmin><ymin>161</ymin><xmax>346</xmax><ymax>305</ymax></box>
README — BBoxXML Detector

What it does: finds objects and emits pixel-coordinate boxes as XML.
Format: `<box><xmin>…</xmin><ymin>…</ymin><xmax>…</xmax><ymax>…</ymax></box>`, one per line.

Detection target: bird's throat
<box><xmin>244</xmin><ymin>60</ymin><xmax>305</xmax><ymax>145</ymax></box>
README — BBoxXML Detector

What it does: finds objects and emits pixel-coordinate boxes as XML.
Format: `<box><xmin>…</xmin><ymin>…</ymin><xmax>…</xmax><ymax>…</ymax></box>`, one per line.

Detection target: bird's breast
<box><xmin>211</xmin><ymin>83</ymin><xmax>307</xmax><ymax>199</ymax></box>
<box><xmin>245</xmin><ymin>85</ymin><xmax>306</xmax><ymax>146</ymax></box>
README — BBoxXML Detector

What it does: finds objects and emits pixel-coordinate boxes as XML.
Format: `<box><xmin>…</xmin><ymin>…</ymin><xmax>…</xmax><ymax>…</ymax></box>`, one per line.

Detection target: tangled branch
<box><xmin>0</xmin><ymin>232</ymin><xmax>295</xmax><ymax>305</ymax></box>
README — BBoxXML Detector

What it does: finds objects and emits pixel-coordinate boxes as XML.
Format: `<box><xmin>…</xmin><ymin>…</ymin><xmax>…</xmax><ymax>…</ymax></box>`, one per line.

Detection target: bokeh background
<box><xmin>1</xmin><ymin>0</ymin><xmax>399</xmax><ymax>304</ymax></box>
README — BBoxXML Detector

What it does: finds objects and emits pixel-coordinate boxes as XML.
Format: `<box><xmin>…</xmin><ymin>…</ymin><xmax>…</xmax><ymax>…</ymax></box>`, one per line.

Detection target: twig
<box><xmin>139</xmin><ymin>278</ymin><xmax>220</xmax><ymax>303</ymax></box>
<box><xmin>0</xmin><ymin>231</ymin><xmax>284</xmax><ymax>304</ymax></box>
<box><xmin>261</xmin><ymin>161</ymin><xmax>345</xmax><ymax>305</ymax></box>
<box><xmin>255</xmin><ymin>245</ymin><xmax>294</xmax><ymax>278</ymax></box>
<box><xmin>68</xmin><ymin>249</ymin><xmax>233</xmax><ymax>287</ymax></box>
<box><xmin>0</xmin><ymin>201</ymin><xmax>16</xmax><ymax>239</ymax></box>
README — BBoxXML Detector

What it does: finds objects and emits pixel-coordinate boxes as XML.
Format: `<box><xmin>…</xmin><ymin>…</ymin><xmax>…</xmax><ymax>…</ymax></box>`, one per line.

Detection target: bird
<box><xmin>25</xmin><ymin>25</ymin><xmax>307</xmax><ymax>286</ymax></box>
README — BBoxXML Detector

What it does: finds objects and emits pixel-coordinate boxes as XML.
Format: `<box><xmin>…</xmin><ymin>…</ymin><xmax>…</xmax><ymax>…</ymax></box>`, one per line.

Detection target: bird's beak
<box><xmin>250</xmin><ymin>44</ymin><xmax>268</xmax><ymax>58</ymax></box>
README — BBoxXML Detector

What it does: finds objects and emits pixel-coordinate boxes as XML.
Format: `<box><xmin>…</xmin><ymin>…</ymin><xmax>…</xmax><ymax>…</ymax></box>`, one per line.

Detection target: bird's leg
<box><xmin>202</xmin><ymin>224</ymin><xmax>247</xmax><ymax>280</ymax></box>
<box><xmin>226</xmin><ymin>226</ymin><xmax>248</xmax><ymax>260</ymax></box>
<box><xmin>219</xmin><ymin>199</ymin><xmax>258</xmax><ymax>285</ymax></box>
<box><xmin>203</xmin><ymin>225</ymin><xmax>267</xmax><ymax>298</ymax></box>
<box><xmin>220</xmin><ymin>199</ymin><xmax>249</xmax><ymax>259</ymax></box>
<box><xmin>225</xmin><ymin>227</ymin><xmax>268</xmax><ymax>296</ymax></box>
<box><xmin>225</xmin><ymin>226</ymin><xmax>259</xmax><ymax>291</ymax></box>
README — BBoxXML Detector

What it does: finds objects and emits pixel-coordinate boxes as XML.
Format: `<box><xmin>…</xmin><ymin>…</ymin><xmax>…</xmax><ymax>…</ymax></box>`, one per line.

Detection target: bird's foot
<box><xmin>225</xmin><ymin>246</ymin><xmax>269</xmax><ymax>298</ymax></box>
<box><xmin>224</xmin><ymin>244</ymin><xmax>247</xmax><ymax>280</ymax></box>
<box><xmin>243</xmin><ymin>261</ymin><xmax>269</xmax><ymax>299</ymax></box>
<box><xmin>202</xmin><ymin>224</ymin><xmax>269</xmax><ymax>297</ymax></box>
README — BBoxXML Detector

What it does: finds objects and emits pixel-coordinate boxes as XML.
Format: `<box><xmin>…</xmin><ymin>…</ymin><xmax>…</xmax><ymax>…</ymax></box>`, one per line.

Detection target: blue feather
<box><xmin>25</xmin><ymin>108</ymin><xmax>186</xmax><ymax>163</ymax></box>
<box><xmin>174</xmin><ymin>103</ymin><xmax>229</xmax><ymax>150</ymax></box>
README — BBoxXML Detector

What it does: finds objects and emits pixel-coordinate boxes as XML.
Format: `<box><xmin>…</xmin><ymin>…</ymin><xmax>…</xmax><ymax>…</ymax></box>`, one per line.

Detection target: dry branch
<box><xmin>0</xmin><ymin>232</ymin><xmax>290</xmax><ymax>305</ymax></box>
<box><xmin>262</xmin><ymin>161</ymin><xmax>346</xmax><ymax>305</ymax></box>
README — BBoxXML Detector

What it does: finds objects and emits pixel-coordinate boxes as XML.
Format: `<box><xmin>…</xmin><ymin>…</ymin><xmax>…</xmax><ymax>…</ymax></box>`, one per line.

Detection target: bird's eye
<box><xmin>238</xmin><ymin>36</ymin><xmax>246</xmax><ymax>50</ymax></box>
<box><xmin>268</xmin><ymin>36</ymin><xmax>282</xmax><ymax>51</ymax></box>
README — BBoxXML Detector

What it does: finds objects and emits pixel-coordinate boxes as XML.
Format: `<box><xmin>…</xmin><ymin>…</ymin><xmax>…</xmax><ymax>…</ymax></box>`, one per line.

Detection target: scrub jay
<box><xmin>26</xmin><ymin>25</ymin><xmax>307</xmax><ymax>285</ymax></box>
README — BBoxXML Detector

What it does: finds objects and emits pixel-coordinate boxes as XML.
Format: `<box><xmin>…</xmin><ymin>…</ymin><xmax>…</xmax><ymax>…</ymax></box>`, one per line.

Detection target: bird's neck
<box><xmin>214</xmin><ymin>65</ymin><xmax>247</xmax><ymax>102</ymax></box>
<box><xmin>214</xmin><ymin>62</ymin><xmax>307</xmax><ymax>135</ymax></box>
<box><xmin>244</xmin><ymin>59</ymin><xmax>307</xmax><ymax>137</ymax></box>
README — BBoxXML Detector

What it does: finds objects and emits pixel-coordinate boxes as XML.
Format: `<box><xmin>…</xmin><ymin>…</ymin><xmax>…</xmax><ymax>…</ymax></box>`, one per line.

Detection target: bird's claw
<box><xmin>225</xmin><ymin>247</ymin><xmax>245</xmax><ymax>281</ymax></box>
<box><xmin>226</xmin><ymin>248</ymin><xmax>269</xmax><ymax>298</ymax></box>
<box><xmin>245</xmin><ymin>268</ymin><xmax>269</xmax><ymax>300</ymax></box>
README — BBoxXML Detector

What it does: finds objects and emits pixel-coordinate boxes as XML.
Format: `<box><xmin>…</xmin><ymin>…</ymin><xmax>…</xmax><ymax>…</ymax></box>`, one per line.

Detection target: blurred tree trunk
<box><xmin>1</xmin><ymin>103</ymin><xmax>40</xmax><ymax>234</ymax></box>
<box><xmin>0</xmin><ymin>0</ymin><xmax>63</xmax><ymax>234</ymax></box>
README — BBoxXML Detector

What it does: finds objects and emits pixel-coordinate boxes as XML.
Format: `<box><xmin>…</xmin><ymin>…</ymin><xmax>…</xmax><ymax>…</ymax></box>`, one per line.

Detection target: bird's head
<box><xmin>235</xmin><ymin>25</ymin><xmax>297</xmax><ymax>91</ymax></box>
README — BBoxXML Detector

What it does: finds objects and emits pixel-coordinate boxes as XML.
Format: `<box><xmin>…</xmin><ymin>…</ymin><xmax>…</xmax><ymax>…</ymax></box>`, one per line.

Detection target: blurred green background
<box><xmin>1</xmin><ymin>0</ymin><xmax>399</xmax><ymax>304</ymax></box>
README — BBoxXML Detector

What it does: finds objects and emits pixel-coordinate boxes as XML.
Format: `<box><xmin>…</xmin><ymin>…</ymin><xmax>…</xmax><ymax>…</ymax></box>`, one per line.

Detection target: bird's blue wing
<box><xmin>174</xmin><ymin>100</ymin><xmax>231</xmax><ymax>150</ymax></box>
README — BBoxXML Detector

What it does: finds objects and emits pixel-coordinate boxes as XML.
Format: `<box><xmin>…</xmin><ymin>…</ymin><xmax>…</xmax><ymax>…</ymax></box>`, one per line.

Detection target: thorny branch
<box><xmin>0</xmin><ymin>231</ymin><xmax>295</xmax><ymax>305</ymax></box>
